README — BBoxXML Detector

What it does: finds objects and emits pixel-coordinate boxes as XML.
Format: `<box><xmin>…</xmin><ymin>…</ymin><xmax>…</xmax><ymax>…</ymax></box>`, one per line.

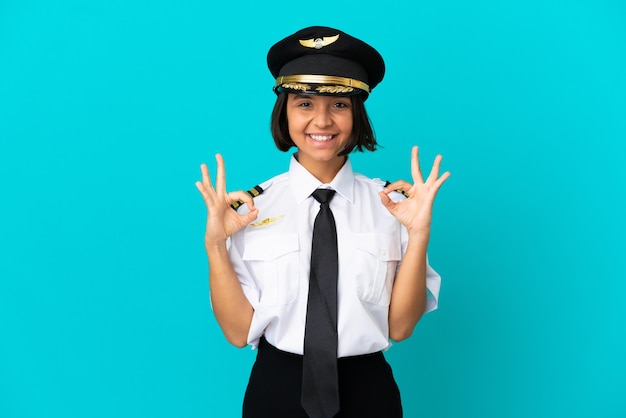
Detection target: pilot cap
<box><xmin>267</xmin><ymin>26</ymin><xmax>385</xmax><ymax>99</ymax></box>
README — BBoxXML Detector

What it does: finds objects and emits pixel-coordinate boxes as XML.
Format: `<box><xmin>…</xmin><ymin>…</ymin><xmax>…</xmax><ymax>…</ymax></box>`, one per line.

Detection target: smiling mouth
<box><xmin>308</xmin><ymin>134</ymin><xmax>335</xmax><ymax>142</ymax></box>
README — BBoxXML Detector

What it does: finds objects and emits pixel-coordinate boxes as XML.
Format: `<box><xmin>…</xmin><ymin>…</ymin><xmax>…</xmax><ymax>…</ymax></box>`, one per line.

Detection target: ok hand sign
<box><xmin>195</xmin><ymin>154</ymin><xmax>259</xmax><ymax>246</ymax></box>
<box><xmin>379</xmin><ymin>146</ymin><xmax>450</xmax><ymax>237</ymax></box>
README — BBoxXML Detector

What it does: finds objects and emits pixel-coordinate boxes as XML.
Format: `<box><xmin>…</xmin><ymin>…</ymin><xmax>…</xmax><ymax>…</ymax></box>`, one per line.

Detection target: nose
<box><xmin>313</xmin><ymin>105</ymin><xmax>332</xmax><ymax>128</ymax></box>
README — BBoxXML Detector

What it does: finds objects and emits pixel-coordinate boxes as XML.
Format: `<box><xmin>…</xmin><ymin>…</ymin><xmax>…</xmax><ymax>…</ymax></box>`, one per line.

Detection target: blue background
<box><xmin>1</xmin><ymin>0</ymin><xmax>625</xmax><ymax>417</ymax></box>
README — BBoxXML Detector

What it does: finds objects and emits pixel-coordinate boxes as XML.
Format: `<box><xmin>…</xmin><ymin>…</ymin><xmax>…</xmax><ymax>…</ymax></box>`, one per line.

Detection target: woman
<box><xmin>196</xmin><ymin>26</ymin><xmax>450</xmax><ymax>418</ymax></box>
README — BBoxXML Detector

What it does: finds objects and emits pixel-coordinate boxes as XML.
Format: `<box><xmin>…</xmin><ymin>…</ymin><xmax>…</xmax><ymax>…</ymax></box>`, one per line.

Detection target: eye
<box><xmin>298</xmin><ymin>101</ymin><xmax>312</xmax><ymax>107</ymax></box>
<box><xmin>333</xmin><ymin>101</ymin><xmax>351</xmax><ymax>109</ymax></box>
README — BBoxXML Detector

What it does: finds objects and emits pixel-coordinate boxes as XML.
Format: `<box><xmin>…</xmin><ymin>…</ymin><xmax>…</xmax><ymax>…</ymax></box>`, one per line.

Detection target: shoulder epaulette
<box><xmin>384</xmin><ymin>180</ymin><xmax>410</xmax><ymax>198</ymax></box>
<box><xmin>230</xmin><ymin>185</ymin><xmax>264</xmax><ymax>211</ymax></box>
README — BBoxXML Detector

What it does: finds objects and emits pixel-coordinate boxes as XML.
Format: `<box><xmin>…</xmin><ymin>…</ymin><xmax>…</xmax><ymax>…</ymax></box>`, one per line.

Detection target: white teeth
<box><xmin>309</xmin><ymin>134</ymin><xmax>333</xmax><ymax>141</ymax></box>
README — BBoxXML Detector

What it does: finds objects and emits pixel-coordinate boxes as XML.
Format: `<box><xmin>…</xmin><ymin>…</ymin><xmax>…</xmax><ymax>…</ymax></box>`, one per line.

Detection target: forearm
<box><xmin>388</xmin><ymin>232</ymin><xmax>429</xmax><ymax>341</ymax></box>
<box><xmin>206</xmin><ymin>241</ymin><xmax>254</xmax><ymax>348</ymax></box>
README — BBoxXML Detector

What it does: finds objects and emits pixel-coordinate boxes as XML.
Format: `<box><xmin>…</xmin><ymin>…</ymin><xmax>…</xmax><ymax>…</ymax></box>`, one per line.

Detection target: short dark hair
<box><xmin>270</xmin><ymin>93</ymin><xmax>378</xmax><ymax>156</ymax></box>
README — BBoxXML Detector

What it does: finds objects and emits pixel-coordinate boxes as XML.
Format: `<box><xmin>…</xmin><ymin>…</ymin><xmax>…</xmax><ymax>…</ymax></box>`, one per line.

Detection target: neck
<box><xmin>295</xmin><ymin>153</ymin><xmax>347</xmax><ymax>183</ymax></box>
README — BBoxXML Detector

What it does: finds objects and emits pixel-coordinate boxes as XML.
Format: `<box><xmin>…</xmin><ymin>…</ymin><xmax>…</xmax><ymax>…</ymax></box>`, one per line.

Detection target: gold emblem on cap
<box><xmin>299</xmin><ymin>34</ymin><xmax>339</xmax><ymax>49</ymax></box>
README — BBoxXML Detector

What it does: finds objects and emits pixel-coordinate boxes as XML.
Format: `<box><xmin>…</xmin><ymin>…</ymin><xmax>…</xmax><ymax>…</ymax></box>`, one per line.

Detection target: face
<box><xmin>286</xmin><ymin>93</ymin><xmax>353</xmax><ymax>179</ymax></box>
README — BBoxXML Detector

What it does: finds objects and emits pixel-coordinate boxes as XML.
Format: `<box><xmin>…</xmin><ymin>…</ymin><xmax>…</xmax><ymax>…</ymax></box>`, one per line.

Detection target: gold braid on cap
<box><xmin>281</xmin><ymin>83</ymin><xmax>311</xmax><ymax>92</ymax></box>
<box><xmin>316</xmin><ymin>86</ymin><xmax>354</xmax><ymax>93</ymax></box>
<box><xmin>276</xmin><ymin>75</ymin><xmax>370</xmax><ymax>94</ymax></box>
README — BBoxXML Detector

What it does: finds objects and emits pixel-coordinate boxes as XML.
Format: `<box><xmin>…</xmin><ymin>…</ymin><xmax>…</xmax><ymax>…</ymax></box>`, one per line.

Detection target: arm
<box><xmin>379</xmin><ymin>146</ymin><xmax>450</xmax><ymax>341</ymax></box>
<box><xmin>195</xmin><ymin>154</ymin><xmax>259</xmax><ymax>347</ymax></box>
<box><xmin>386</xmin><ymin>232</ymin><xmax>430</xmax><ymax>341</ymax></box>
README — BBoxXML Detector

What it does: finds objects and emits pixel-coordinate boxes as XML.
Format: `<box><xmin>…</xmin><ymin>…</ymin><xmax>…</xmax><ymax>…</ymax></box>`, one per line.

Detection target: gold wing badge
<box><xmin>299</xmin><ymin>34</ymin><xmax>339</xmax><ymax>49</ymax></box>
<box><xmin>251</xmin><ymin>215</ymin><xmax>285</xmax><ymax>227</ymax></box>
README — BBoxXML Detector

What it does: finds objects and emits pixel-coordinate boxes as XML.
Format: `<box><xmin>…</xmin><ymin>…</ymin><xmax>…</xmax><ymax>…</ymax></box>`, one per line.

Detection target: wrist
<box><xmin>407</xmin><ymin>228</ymin><xmax>431</xmax><ymax>243</ymax></box>
<box><xmin>204</xmin><ymin>238</ymin><xmax>228</xmax><ymax>253</ymax></box>
<box><xmin>408</xmin><ymin>230</ymin><xmax>430</xmax><ymax>247</ymax></box>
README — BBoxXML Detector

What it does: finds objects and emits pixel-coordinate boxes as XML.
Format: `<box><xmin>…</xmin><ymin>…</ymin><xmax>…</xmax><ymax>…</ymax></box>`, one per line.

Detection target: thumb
<box><xmin>243</xmin><ymin>208</ymin><xmax>259</xmax><ymax>224</ymax></box>
<box><xmin>378</xmin><ymin>191</ymin><xmax>394</xmax><ymax>211</ymax></box>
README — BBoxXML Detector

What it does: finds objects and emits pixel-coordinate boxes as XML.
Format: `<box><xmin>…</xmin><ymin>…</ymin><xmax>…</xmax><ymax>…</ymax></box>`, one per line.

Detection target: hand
<box><xmin>195</xmin><ymin>154</ymin><xmax>259</xmax><ymax>246</ymax></box>
<box><xmin>379</xmin><ymin>146</ymin><xmax>450</xmax><ymax>237</ymax></box>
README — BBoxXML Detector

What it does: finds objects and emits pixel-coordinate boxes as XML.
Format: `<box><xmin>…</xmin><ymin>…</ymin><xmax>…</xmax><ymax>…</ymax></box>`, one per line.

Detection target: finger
<box><xmin>434</xmin><ymin>171</ymin><xmax>451</xmax><ymax>190</ymax></box>
<box><xmin>378</xmin><ymin>191</ymin><xmax>395</xmax><ymax>211</ymax></box>
<box><xmin>426</xmin><ymin>155</ymin><xmax>443</xmax><ymax>184</ymax></box>
<box><xmin>383</xmin><ymin>180</ymin><xmax>412</xmax><ymax>193</ymax></box>
<box><xmin>411</xmin><ymin>146</ymin><xmax>424</xmax><ymax>184</ymax></box>
<box><xmin>196</xmin><ymin>181</ymin><xmax>221</xmax><ymax>209</ymax></box>
<box><xmin>242</xmin><ymin>208</ymin><xmax>259</xmax><ymax>224</ymax></box>
<box><xmin>198</xmin><ymin>163</ymin><xmax>220</xmax><ymax>201</ymax></box>
<box><xmin>382</xmin><ymin>183</ymin><xmax>410</xmax><ymax>199</ymax></box>
<box><xmin>195</xmin><ymin>180</ymin><xmax>208</xmax><ymax>198</ymax></box>
<box><xmin>200</xmin><ymin>163</ymin><xmax>214</xmax><ymax>190</ymax></box>
<box><xmin>227</xmin><ymin>190</ymin><xmax>256</xmax><ymax>211</ymax></box>
<box><xmin>215</xmin><ymin>154</ymin><xmax>226</xmax><ymax>193</ymax></box>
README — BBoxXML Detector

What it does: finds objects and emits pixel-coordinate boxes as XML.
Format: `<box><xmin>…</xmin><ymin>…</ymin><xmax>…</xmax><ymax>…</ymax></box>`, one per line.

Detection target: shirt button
<box><xmin>380</xmin><ymin>249</ymin><xmax>387</xmax><ymax>257</ymax></box>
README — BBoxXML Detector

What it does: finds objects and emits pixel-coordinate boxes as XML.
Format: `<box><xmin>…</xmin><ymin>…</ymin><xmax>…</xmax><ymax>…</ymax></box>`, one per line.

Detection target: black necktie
<box><xmin>301</xmin><ymin>189</ymin><xmax>340</xmax><ymax>418</ymax></box>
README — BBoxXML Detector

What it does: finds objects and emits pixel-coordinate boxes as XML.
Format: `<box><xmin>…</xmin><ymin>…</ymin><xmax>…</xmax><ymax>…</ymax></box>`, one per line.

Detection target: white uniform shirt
<box><xmin>228</xmin><ymin>156</ymin><xmax>441</xmax><ymax>357</ymax></box>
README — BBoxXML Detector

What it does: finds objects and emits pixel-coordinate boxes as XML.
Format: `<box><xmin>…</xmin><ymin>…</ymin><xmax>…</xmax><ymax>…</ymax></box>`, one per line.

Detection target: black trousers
<box><xmin>243</xmin><ymin>337</ymin><xmax>402</xmax><ymax>418</ymax></box>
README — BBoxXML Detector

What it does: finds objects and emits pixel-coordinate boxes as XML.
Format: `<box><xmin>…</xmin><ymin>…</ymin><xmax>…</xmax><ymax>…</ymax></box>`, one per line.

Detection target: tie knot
<box><xmin>312</xmin><ymin>189</ymin><xmax>336</xmax><ymax>205</ymax></box>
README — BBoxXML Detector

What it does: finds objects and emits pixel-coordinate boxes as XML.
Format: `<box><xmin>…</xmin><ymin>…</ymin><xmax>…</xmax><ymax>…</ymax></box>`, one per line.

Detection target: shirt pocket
<box><xmin>354</xmin><ymin>233</ymin><xmax>401</xmax><ymax>306</ymax></box>
<box><xmin>242</xmin><ymin>233</ymin><xmax>300</xmax><ymax>307</ymax></box>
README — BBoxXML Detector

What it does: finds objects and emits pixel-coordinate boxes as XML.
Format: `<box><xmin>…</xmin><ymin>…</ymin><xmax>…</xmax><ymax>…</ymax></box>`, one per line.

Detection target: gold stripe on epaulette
<box><xmin>396</xmin><ymin>189</ymin><xmax>410</xmax><ymax>198</ymax></box>
<box><xmin>384</xmin><ymin>180</ymin><xmax>410</xmax><ymax>198</ymax></box>
<box><xmin>230</xmin><ymin>185</ymin><xmax>264</xmax><ymax>211</ymax></box>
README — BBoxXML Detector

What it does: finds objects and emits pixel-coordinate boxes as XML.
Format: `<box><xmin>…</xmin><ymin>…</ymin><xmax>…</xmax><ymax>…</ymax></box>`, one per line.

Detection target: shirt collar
<box><xmin>288</xmin><ymin>154</ymin><xmax>355</xmax><ymax>204</ymax></box>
